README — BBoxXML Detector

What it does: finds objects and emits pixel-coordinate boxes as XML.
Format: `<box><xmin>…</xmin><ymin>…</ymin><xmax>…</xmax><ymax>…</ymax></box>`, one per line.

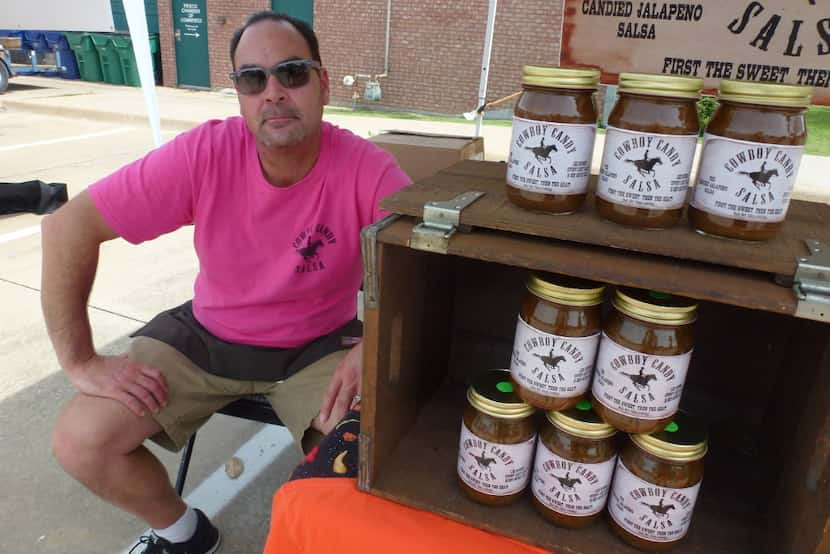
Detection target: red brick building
<box><xmin>156</xmin><ymin>0</ymin><xmax>564</xmax><ymax>116</ymax></box>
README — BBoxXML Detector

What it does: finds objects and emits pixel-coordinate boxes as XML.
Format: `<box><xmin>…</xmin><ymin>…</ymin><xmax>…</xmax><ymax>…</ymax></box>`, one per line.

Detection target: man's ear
<box><xmin>319</xmin><ymin>67</ymin><xmax>331</xmax><ymax>106</ymax></box>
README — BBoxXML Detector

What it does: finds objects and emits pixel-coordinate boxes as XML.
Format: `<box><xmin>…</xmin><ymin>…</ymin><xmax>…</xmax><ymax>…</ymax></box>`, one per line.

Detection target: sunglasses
<box><xmin>229</xmin><ymin>59</ymin><xmax>322</xmax><ymax>95</ymax></box>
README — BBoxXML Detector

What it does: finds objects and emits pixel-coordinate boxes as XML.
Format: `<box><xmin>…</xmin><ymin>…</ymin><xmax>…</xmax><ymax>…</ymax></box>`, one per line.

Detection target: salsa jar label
<box><xmin>507</xmin><ymin>116</ymin><xmax>596</xmax><ymax>195</ymax></box>
<box><xmin>457</xmin><ymin>421</ymin><xmax>536</xmax><ymax>496</ymax></box>
<box><xmin>597</xmin><ymin>127</ymin><xmax>697</xmax><ymax>210</ymax></box>
<box><xmin>532</xmin><ymin>440</ymin><xmax>616</xmax><ymax>517</ymax></box>
<box><xmin>609</xmin><ymin>459</ymin><xmax>701</xmax><ymax>543</ymax></box>
<box><xmin>510</xmin><ymin>316</ymin><xmax>599</xmax><ymax>398</ymax></box>
<box><xmin>691</xmin><ymin>134</ymin><xmax>804</xmax><ymax>223</ymax></box>
<box><xmin>591</xmin><ymin>333</ymin><xmax>692</xmax><ymax>421</ymax></box>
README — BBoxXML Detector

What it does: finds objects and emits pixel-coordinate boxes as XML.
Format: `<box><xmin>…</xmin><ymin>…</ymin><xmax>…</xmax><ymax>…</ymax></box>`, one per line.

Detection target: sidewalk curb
<box><xmin>2</xmin><ymin>98</ymin><xmax>200</xmax><ymax>131</ymax></box>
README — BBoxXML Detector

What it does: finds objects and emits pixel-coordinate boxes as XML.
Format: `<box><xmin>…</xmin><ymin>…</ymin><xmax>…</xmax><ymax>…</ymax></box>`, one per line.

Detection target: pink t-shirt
<box><xmin>89</xmin><ymin>118</ymin><xmax>410</xmax><ymax>347</ymax></box>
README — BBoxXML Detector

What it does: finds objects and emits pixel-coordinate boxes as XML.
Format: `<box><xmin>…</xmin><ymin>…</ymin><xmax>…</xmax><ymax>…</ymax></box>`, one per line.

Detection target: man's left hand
<box><xmin>315</xmin><ymin>340</ymin><xmax>363</xmax><ymax>435</ymax></box>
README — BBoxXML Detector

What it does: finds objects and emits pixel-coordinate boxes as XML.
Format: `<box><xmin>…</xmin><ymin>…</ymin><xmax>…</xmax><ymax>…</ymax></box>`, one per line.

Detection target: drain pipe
<box><xmin>379</xmin><ymin>0</ymin><xmax>391</xmax><ymax>78</ymax></box>
<box><xmin>352</xmin><ymin>0</ymin><xmax>391</xmax><ymax>80</ymax></box>
<box><xmin>475</xmin><ymin>0</ymin><xmax>498</xmax><ymax>137</ymax></box>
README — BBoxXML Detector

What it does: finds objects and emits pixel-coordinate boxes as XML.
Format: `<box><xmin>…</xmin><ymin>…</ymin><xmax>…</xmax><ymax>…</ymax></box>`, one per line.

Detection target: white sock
<box><xmin>153</xmin><ymin>506</ymin><xmax>199</xmax><ymax>544</ymax></box>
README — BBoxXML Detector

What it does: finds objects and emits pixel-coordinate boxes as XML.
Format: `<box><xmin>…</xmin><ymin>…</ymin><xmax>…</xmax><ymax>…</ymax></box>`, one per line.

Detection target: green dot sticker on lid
<box><xmin>575</xmin><ymin>400</ymin><xmax>592</xmax><ymax>411</ymax></box>
<box><xmin>665</xmin><ymin>421</ymin><xmax>679</xmax><ymax>433</ymax></box>
<box><xmin>496</xmin><ymin>381</ymin><xmax>514</xmax><ymax>393</ymax></box>
<box><xmin>649</xmin><ymin>291</ymin><xmax>672</xmax><ymax>300</ymax></box>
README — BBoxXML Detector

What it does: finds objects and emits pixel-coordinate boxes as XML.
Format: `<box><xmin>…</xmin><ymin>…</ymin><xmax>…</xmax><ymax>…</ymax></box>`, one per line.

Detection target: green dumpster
<box><xmin>112</xmin><ymin>34</ymin><xmax>162</xmax><ymax>87</ymax></box>
<box><xmin>90</xmin><ymin>34</ymin><xmax>124</xmax><ymax>85</ymax></box>
<box><xmin>149</xmin><ymin>33</ymin><xmax>161</xmax><ymax>84</ymax></box>
<box><xmin>64</xmin><ymin>32</ymin><xmax>103</xmax><ymax>82</ymax></box>
<box><xmin>112</xmin><ymin>36</ymin><xmax>139</xmax><ymax>86</ymax></box>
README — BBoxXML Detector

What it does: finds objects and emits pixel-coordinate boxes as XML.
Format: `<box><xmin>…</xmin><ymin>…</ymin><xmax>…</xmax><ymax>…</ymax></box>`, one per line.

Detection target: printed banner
<box><xmin>561</xmin><ymin>1</ymin><xmax>830</xmax><ymax>105</ymax></box>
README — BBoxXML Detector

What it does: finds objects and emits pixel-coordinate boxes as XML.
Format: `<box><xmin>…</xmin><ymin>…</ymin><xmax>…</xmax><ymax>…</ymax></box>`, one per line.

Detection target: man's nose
<box><xmin>262</xmin><ymin>72</ymin><xmax>288</xmax><ymax>102</ymax></box>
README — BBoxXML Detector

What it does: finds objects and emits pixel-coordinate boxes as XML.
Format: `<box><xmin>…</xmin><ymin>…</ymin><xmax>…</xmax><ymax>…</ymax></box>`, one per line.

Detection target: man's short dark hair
<box><xmin>230</xmin><ymin>11</ymin><xmax>321</xmax><ymax>69</ymax></box>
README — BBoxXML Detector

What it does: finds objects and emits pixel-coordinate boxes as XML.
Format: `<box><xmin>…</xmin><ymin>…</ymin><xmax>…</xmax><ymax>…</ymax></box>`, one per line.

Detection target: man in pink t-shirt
<box><xmin>43</xmin><ymin>12</ymin><xmax>409</xmax><ymax>554</ymax></box>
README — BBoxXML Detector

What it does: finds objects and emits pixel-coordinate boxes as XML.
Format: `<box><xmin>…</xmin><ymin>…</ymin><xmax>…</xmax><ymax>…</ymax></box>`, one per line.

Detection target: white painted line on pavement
<box><xmin>0</xmin><ymin>225</ymin><xmax>41</xmax><ymax>245</ymax></box>
<box><xmin>0</xmin><ymin>128</ymin><xmax>132</xmax><ymax>153</ymax></box>
<box><xmin>120</xmin><ymin>424</ymin><xmax>295</xmax><ymax>553</ymax></box>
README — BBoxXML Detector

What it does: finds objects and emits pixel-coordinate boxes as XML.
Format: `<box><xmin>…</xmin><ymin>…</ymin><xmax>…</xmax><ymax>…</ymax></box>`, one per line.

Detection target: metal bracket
<box><xmin>794</xmin><ymin>240</ymin><xmax>830</xmax><ymax>323</ymax></box>
<box><xmin>409</xmin><ymin>191</ymin><xmax>485</xmax><ymax>254</ymax></box>
<box><xmin>361</xmin><ymin>214</ymin><xmax>400</xmax><ymax>311</ymax></box>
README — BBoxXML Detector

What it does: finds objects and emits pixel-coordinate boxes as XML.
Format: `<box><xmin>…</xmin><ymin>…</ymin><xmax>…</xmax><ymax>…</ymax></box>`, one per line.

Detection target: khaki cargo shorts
<box><xmin>128</xmin><ymin>336</ymin><xmax>347</xmax><ymax>452</ymax></box>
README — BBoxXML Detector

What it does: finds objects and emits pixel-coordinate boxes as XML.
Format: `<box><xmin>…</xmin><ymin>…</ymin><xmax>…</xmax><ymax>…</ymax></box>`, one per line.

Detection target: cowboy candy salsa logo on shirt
<box><xmin>292</xmin><ymin>224</ymin><xmax>337</xmax><ymax>273</ymax></box>
<box><xmin>507</xmin><ymin>117</ymin><xmax>596</xmax><ymax>195</ymax></box>
<box><xmin>692</xmin><ymin>136</ymin><xmax>804</xmax><ymax>222</ymax></box>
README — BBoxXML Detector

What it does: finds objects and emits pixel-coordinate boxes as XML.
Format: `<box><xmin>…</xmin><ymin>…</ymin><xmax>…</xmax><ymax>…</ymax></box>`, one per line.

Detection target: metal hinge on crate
<box><xmin>794</xmin><ymin>240</ymin><xmax>830</xmax><ymax>323</ymax></box>
<box><xmin>361</xmin><ymin>214</ymin><xmax>400</xmax><ymax>311</ymax></box>
<box><xmin>409</xmin><ymin>191</ymin><xmax>485</xmax><ymax>254</ymax></box>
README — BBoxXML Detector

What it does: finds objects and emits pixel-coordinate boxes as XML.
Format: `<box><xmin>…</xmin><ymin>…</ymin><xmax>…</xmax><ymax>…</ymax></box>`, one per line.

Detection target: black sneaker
<box><xmin>130</xmin><ymin>509</ymin><xmax>221</xmax><ymax>553</ymax></box>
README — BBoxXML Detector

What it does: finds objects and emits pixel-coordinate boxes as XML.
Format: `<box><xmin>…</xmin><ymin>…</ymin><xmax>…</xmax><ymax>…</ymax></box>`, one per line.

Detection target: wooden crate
<box><xmin>359</xmin><ymin>161</ymin><xmax>830</xmax><ymax>553</ymax></box>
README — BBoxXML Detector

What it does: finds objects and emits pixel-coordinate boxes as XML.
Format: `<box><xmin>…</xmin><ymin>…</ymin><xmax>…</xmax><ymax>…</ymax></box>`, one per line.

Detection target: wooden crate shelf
<box><xmin>360</xmin><ymin>161</ymin><xmax>830</xmax><ymax>553</ymax></box>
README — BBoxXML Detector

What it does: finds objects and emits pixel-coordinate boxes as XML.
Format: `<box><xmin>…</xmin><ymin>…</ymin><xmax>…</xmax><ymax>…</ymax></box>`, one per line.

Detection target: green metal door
<box><xmin>172</xmin><ymin>0</ymin><xmax>210</xmax><ymax>88</ymax></box>
<box><xmin>271</xmin><ymin>0</ymin><xmax>313</xmax><ymax>26</ymax></box>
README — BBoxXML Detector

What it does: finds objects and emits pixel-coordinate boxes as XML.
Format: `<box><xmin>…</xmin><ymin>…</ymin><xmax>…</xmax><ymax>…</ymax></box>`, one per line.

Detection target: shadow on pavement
<box><xmin>6</xmin><ymin>82</ymin><xmax>50</xmax><ymax>93</ymax></box>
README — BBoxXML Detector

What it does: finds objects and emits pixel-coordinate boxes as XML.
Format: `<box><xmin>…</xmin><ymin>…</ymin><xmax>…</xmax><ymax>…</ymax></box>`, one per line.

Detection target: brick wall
<box><xmin>317</xmin><ymin>0</ymin><xmax>563</xmax><ymax>115</ymax></box>
<box><xmin>157</xmin><ymin>0</ymin><xmax>268</xmax><ymax>87</ymax></box>
<box><xmin>156</xmin><ymin>0</ymin><xmax>564</xmax><ymax>115</ymax></box>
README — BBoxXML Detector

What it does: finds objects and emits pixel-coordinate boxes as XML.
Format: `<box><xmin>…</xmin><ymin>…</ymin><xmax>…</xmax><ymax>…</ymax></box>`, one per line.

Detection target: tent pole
<box><xmin>475</xmin><ymin>0</ymin><xmax>497</xmax><ymax>138</ymax></box>
<box><xmin>124</xmin><ymin>0</ymin><xmax>162</xmax><ymax>148</ymax></box>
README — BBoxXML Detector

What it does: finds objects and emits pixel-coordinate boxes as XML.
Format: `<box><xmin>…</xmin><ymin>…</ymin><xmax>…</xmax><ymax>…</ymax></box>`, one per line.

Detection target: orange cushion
<box><xmin>264</xmin><ymin>478</ymin><xmax>551</xmax><ymax>554</ymax></box>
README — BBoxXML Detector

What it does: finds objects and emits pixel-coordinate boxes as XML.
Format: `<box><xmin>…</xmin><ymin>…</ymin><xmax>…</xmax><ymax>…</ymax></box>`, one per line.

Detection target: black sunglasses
<box><xmin>229</xmin><ymin>59</ymin><xmax>321</xmax><ymax>95</ymax></box>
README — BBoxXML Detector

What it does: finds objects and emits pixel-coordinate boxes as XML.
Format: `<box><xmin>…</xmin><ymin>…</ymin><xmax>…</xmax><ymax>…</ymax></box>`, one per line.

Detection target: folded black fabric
<box><xmin>0</xmin><ymin>180</ymin><xmax>68</xmax><ymax>215</ymax></box>
<box><xmin>290</xmin><ymin>406</ymin><xmax>361</xmax><ymax>480</ymax></box>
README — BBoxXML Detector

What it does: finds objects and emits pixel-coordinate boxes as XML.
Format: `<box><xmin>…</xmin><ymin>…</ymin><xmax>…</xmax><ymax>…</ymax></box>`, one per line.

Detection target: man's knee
<box><xmin>52</xmin><ymin>394</ymin><xmax>160</xmax><ymax>468</ymax></box>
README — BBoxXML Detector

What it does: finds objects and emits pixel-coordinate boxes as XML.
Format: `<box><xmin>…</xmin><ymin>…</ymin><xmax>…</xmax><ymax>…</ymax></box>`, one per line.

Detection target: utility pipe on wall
<box><xmin>349</xmin><ymin>0</ymin><xmax>391</xmax><ymax>81</ymax></box>
<box><xmin>380</xmin><ymin>0</ymin><xmax>391</xmax><ymax>77</ymax></box>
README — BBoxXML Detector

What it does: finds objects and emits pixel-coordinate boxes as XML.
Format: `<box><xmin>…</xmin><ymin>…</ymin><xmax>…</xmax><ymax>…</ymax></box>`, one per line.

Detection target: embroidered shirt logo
<box><xmin>293</xmin><ymin>224</ymin><xmax>337</xmax><ymax>273</ymax></box>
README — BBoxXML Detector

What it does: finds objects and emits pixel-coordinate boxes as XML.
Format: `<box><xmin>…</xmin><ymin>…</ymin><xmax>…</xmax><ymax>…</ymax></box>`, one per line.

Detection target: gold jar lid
<box><xmin>613</xmin><ymin>287</ymin><xmax>697</xmax><ymax>326</ymax></box>
<box><xmin>521</xmin><ymin>65</ymin><xmax>600</xmax><ymax>90</ymax></box>
<box><xmin>618</xmin><ymin>72</ymin><xmax>703</xmax><ymax>99</ymax></box>
<box><xmin>718</xmin><ymin>79</ymin><xmax>813</xmax><ymax>107</ymax></box>
<box><xmin>467</xmin><ymin>370</ymin><xmax>536</xmax><ymax>419</ymax></box>
<box><xmin>631</xmin><ymin>413</ymin><xmax>707</xmax><ymax>462</ymax></box>
<box><xmin>547</xmin><ymin>399</ymin><xmax>617</xmax><ymax>439</ymax></box>
<box><xmin>527</xmin><ymin>272</ymin><xmax>605</xmax><ymax>307</ymax></box>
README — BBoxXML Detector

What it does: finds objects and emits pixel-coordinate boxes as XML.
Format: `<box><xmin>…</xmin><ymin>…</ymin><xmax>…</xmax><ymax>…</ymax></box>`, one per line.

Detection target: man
<box><xmin>43</xmin><ymin>12</ymin><xmax>409</xmax><ymax>554</ymax></box>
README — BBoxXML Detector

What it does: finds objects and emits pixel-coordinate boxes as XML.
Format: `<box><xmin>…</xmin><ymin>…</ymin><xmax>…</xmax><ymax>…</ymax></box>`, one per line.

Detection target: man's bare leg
<box><xmin>52</xmin><ymin>393</ymin><xmax>186</xmax><ymax>529</ymax></box>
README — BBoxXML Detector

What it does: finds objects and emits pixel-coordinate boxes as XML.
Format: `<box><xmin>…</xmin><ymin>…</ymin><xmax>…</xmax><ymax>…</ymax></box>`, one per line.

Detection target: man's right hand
<box><xmin>67</xmin><ymin>354</ymin><xmax>168</xmax><ymax>417</ymax></box>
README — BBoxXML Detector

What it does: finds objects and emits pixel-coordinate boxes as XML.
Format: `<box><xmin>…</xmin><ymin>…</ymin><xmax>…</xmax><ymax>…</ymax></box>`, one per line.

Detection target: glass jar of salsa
<box><xmin>510</xmin><ymin>272</ymin><xmax>604</xmax><ymax>410</ymax></box>
<box><xmin>531</xmin><ymin>400</ymin><xmax>617</xmax><ymax>528</ymax></box>
<box><xmin>591</xmin><ymin>287</ymin><xmax>697</xmax><ymax>434</ymax></box>
<box><xmin>596</xmin><ymin>72</ymin><xmax>703</xmax><ymax>229</ymax></box>
<box><xmin>507</xmin><ymin>66</ymin><xmax>600</xmax><ymax>214</ymax></box>
<box><xmin>689</xmin><ymin>79</ymin><xmax>813</xmax><ymax>240</ymax></box>
<box><xmin>608</xmin><ymin>414</ymin><xmax>707</xmax><ymax>551</ymax></box>
<box><xmin>457</xmin><ymin>370</ymin><xmax>537</xmax><ymax>506</ymax></box>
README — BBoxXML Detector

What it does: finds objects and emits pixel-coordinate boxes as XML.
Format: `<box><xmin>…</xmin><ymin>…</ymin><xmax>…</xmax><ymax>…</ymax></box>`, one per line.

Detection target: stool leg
<box><xmin>174</xmin><ymin>433</ymin><xmax>197</xmax><ymax>496</ymax></box>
